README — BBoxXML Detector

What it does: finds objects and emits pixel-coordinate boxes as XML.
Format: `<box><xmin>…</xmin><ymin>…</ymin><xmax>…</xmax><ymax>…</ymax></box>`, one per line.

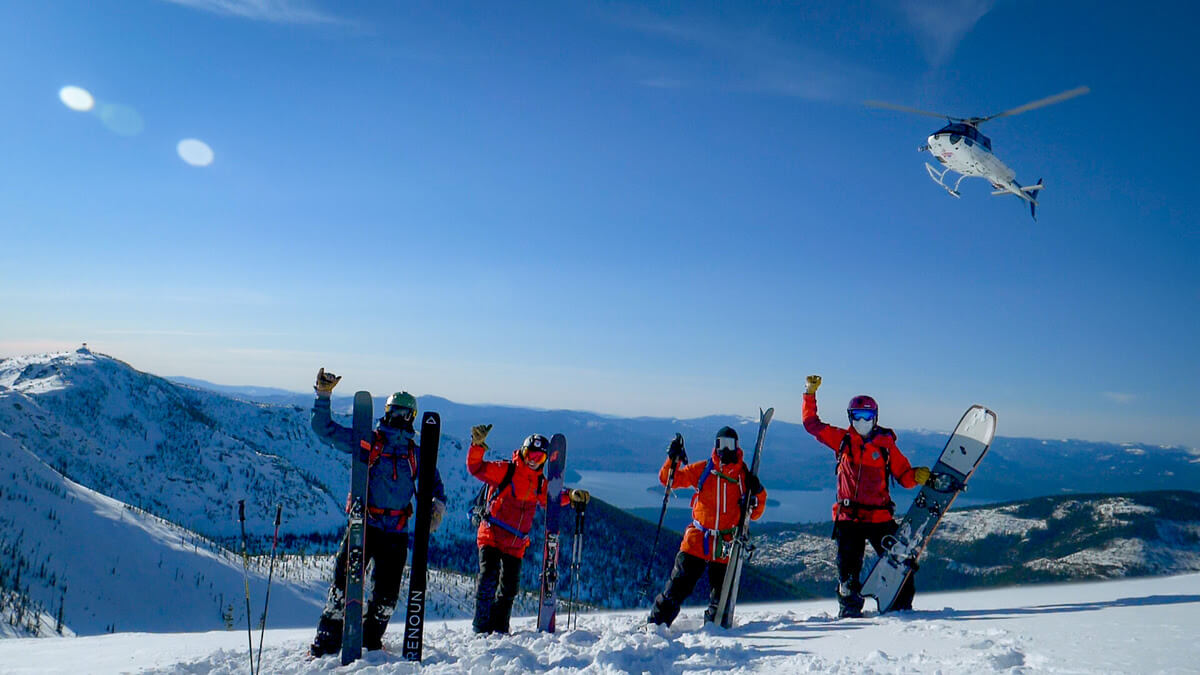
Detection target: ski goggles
<box><xmin>521</xmin><ymin>448</ymin><xmax>547</xmax><ymax>469</ymax></box>
<box><xmin>849</xmin><ymin>409</ymin><xmax>877</xmax><ymax>422</ymax></box>
<box><xmin>385</xmin><ymin>405</ymin><xmax>416</xmax><ymax>423</ymax></box>
<box><xmin>715</xmin><ymin>437</ymin><xmax>737</xmax><ymax>452</ymax></box>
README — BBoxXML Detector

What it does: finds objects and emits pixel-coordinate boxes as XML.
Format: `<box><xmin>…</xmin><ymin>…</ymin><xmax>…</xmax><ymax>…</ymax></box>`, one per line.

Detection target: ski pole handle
<box><xmin>273</xmin><ymin>504</ymin><xmax>282</xmax><ymax>528</ymax></box>
<box><xmin>238</xmin><ymin>499</ymin><xmax>245</xmax><ymax>523</ymax></box>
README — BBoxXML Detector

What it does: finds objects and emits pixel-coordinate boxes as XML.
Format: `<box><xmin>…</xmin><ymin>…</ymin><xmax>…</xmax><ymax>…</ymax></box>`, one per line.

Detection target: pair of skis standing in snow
<box><xmin>305</xmin><ymin>369</ymin><xmax>591</xmax><ymax>663</ymax></box>
<box><xmin>643</xmin><ymin>375</ymin><xmax>996</xmax><ymax>625</ymax></box>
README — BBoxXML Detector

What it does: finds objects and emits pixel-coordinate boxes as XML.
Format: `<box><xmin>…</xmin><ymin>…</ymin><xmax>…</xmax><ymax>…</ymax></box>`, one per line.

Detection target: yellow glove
<box><xmin>471</xmin><ymin>424</ymin><xmax>493</xmax><ymax>448</ymax></box>
<box><xmin>314</xmin><ymin>368</ymin><xmax>341</xmax><ymax>396</ymax></box>
<box><xmin>805</xmin><ymin>374</ymin><xmax>822</xmax><ymax>395</ymax></box>
<box><xmin>913</xmin><ymin>466</ymin><xmax>931</xmax><ymax>485</ymax></box>
<box><xmin>569</xmin><ymin>489</ymin><xmax>591</xmax><ymax>505</ymax></box>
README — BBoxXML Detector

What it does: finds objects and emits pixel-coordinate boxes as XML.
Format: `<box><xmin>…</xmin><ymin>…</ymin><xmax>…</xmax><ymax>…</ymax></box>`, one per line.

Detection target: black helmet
<box><xmin>715</xmin><ymin>426</ymin><xmax>738</xmax><ymax>442</ymax></box>
<box><xmin>521</xmin><ymin>434</ymin><xmax>550</xmax><ymax>452</ymax></box>
<box><xmin>520</xmin><ymin>433</ymin><xmax>550</xmax><ymax>469</ymax></box>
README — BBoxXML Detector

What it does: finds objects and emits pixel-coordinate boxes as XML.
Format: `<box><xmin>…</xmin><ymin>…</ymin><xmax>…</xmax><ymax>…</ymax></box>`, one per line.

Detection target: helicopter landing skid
<box><xmin>925</xmin><ymin>162</ymin><xmax>962</xmax><ymax>198</ymax></box>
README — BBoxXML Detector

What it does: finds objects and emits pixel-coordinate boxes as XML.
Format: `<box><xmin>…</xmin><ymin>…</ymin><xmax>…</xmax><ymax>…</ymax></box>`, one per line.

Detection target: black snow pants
<box><xmin>311</xmin><ymin>526</ymin><xmax>409</xmax><ymax>654</ymax></box>
<box><xmin>473</xmin><ymin>545</ymin><xmax>524</xmax><ymax>634</ymax></box>
<box><xmin>647</xmin><ymin>550</ymin><xmax>728</xmax><ymax>627</ymax></box>
<box><xmin>834</xmin><ymin>519</ymin><xmax>915</xmax><ymax>616</ymax></box>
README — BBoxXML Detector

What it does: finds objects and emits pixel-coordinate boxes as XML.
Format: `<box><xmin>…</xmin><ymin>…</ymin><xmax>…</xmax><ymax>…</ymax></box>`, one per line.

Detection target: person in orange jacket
<box><xmin>802</xmin><ymin>374</ymin><xmax>931</xmax><ymax>618</ymax></box>
<box><xmin>466</xmin><ymin>424</ymin><xmax>589</xmax><ymax>634</ymax></box>
<box><xmin>647</xmin><ymin>426</ymin><xmax>767</xmax><ymax>627</ymax></box>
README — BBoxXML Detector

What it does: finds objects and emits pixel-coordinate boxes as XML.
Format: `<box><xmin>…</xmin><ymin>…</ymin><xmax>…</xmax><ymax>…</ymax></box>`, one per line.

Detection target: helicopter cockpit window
<box><xmin>949</xmin><ymin>133</ymin><xmax>961</xmax><ymax>144</ymax></box>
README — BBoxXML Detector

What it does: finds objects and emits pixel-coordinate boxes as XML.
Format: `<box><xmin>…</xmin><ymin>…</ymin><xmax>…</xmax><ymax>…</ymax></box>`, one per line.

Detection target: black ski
<box><xmin>537</xmin><ymin>433</ymin><xmax>567</xmax><ymax>632</ymax></box>
<box><xmin>714</xmin><ymin>407</ymin><xmax>773</xmax><ymax>628</ymax></box>
<box><xmin>340</xmin><ymin>391</ymin><xmax>372</xmax><ymax>665</ymax></box>
<box><xmin>403</xmin><ymin>411</ymin><xmax>441</xmax><ymax>662</ymax></box>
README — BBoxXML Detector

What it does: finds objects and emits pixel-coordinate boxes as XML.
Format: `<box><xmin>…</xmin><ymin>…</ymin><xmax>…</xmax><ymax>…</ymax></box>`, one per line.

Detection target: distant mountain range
<box><xmin>169</xmin><ymin>375</ymin><xmax>1200</xmax><ymax>502</ymax></box>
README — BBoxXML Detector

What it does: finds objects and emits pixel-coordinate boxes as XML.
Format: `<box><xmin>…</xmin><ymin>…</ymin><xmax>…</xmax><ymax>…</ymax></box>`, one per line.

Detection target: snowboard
<box><xmin>714</xmin><ymin>407</ymin><xmax>774</xmax><ymax>628</ymax></box>
<box><xmin>537</xmin><ymin>433</ymin><xmax>567</xmax><ymax>632</ymax></box>
<box><xmin>861</xmin><ymin>405</ymin><xmax>997</xmax><ymax>613</ymax></box>
<box><xmin>341</xmin><ymin>391</ymin><xmax>373</xmax><ymax>665</ymax></box>
<box><xmin>402</xmin><ymin>411</ymin><xmax>441</xmax><ymax>662</ymax></box>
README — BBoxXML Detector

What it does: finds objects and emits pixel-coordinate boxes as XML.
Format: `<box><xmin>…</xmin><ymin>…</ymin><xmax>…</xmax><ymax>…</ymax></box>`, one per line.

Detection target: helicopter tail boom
<box><xmin>991</xmin><ymin>178</ymin><xmax>1042</xmax><ymax>221</ymax></box>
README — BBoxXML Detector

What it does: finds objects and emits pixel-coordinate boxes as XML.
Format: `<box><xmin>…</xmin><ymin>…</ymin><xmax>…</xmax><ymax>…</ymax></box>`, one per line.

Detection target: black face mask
<box><xmin>382</xmin><ymin>414</ymin><xmax>414</xmax><ymax>432</ymax></box>
<box><xmin>718</xmin><ymin>447</ymin><xmax>738</xmax><ymax>464</ymax></box>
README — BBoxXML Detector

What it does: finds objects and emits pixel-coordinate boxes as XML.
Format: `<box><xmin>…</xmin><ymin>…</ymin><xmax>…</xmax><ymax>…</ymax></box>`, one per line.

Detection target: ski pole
<box><xmin>255</xmin><ymin>504</ymin><xmax>282</xmax><ymax>675</ymax></box>
<box><xmin>237</xmin><ymin>500</ymin><xmax>256</xmax><ymax>675</ymax></box>
<box><xmin>568</xmin><ymin>502</ymin><xmax>587</xmax><ymax>630</ymax></box>
<box><xmin>640</xmin><ymin>434</ymin><xmax>682</xmax><ymax>598</ymax></box>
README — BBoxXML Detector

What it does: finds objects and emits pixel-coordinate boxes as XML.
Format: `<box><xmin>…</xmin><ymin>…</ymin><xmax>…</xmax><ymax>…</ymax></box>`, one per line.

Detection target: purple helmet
<box><xmin>847</xmin><ymin>395</ymin><xmax>878</xmax><ymax>422</ymax></box>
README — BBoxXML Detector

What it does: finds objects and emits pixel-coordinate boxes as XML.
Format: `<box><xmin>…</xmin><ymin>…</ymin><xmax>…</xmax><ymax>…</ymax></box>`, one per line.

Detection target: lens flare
<box><xmin>177</xmin><ymin>139</ymin><xmax>215</xmax><ymax>167</ymax></box>
<box><xmin>98</xmin><ymin>104</ymin><xmax>144</xmax><ymax>136</ymax></box>
<box><xmin>59</xmin><ymin>85</ymin><xmax>95</xmax><ymax>112</ymax></box>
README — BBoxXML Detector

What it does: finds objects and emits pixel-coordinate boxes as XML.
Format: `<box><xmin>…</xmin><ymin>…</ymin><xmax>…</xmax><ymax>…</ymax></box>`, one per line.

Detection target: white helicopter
<box><xmin>866</xmin><ymin>86</ymin><xmax>1089</xmax><ymax>220</ymax></box>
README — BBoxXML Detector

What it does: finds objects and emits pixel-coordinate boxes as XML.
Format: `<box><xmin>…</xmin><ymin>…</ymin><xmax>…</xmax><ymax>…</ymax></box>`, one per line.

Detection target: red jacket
<box><xmin>660</xmin><ymin>448</ymin><xmax>767</xmax><ymax>563</ymax></box>
<box><xmin>467</xmin><ymin>443</ymin><xmax>570</xmax><ymax>558</ymax></box>
<box><xmin>802</xmin><ymin>393</ymin><xmax>919</xmax><ymax>523</ymax></box>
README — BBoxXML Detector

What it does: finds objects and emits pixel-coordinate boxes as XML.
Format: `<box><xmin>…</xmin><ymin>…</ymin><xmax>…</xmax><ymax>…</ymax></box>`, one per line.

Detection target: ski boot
<box><xmin>308</xmin><ymin>616</ymin><xmax>343</xmax><ymax>658</ymax></box>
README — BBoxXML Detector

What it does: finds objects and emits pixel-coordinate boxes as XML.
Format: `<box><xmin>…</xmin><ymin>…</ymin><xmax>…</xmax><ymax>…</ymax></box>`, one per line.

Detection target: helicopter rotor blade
<box><xmin>977</xmin><ymin>86</ymin><xmax>1090</xmax><ymax>123</ymax></box>
<box><xmin>864</xmin><ymin>100</ymin><xmax>955</xmax><ymax>120</ymax></box>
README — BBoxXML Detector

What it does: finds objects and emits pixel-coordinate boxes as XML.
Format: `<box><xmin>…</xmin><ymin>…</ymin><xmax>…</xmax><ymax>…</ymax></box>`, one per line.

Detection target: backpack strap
<box><xmin>696</xmin><ymin>458</ymin><xmax>715</xmax><ymax>492</ymax></box>
<box><xmin>493</xmin><ymin>461</ymin><xmax>518</xmax><ymax>501</ymax></box>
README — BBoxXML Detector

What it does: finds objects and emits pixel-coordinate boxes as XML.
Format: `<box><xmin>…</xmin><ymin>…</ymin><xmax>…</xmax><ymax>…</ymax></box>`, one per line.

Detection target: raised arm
<box><xmin>802</xmin><ymin>375</ymin><xmax>847</xmax><ymax>451</ymax></box>
<box><xmin>310</xmin><ymin>368</ymin><xmax>356</xmax><ymax>455</ymax></box>
<box><xmin>466</xmin><ymin>424</ymin><xmax>512</xmax><ymax>486</ymax></box>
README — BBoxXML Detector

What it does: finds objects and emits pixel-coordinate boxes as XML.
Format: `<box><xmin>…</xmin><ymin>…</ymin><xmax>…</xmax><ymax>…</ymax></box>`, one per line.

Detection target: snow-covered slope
<box><xmin>1</xmin><ymin>572</ymin><xmax>1196</xmax><ymax>674</ymax></box>
<box><xmin>0</xmin><ymin>429</ymin><xmax>324</xmax><ymax>636</ymax></box>
<box><xmin>0</xmin><ymin>349</ymin><xmax>350</xmax><ymax>541</ymax></box>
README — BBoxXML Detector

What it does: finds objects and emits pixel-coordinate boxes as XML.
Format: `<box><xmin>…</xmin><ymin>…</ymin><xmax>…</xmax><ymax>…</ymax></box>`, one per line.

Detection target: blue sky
<box><xmin>1</xmin><ymin>1</ymin><xmax>1196</xmax><ymax>446</ymax></box>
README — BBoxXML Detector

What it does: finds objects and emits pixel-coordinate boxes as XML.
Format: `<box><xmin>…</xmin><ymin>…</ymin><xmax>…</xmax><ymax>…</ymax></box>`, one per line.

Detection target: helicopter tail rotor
<box><xmin>1025</xmin><ymin>178</ymin><xmax>1044</xmax><ymax>221</ymax></box>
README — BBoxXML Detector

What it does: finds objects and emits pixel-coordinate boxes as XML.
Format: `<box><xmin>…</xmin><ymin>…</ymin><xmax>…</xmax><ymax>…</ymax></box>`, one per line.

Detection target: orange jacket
<box><xmin>802</xmin><ymin>392</ymin><xmax>919</xmax><ymax>523</ymax></box>
<box><xmin>467</xmin><ymin>443</ymin><xmax>570</xmax><ymax>558</ymax></box>
<box><xmin>660</xmin><ymin>448</ymin><xmax>767</xmax><ymax>563</ymax></box>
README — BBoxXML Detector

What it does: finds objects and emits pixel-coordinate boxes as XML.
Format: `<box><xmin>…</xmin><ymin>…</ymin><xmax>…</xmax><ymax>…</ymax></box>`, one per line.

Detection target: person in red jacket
<box><xmin>802</xmin><ymin>374</ymin><xmax>931</xmax><ymax>618</ymax></box>
<box><xmin>647</xmin><ymin>426</ymin><xmax>767</xmax><ymax>627</ymax></box>
<box><xmin>466</xmin><ymin>424</ymin><xmax>589</xmax><ymax>634</ymax></box>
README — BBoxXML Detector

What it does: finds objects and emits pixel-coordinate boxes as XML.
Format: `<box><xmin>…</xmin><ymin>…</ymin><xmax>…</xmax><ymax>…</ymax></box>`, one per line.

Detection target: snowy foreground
<box><xmin>3</xmin><ymin>573</ymin><xmax>1198</xmax><ymax>674</ymax></box>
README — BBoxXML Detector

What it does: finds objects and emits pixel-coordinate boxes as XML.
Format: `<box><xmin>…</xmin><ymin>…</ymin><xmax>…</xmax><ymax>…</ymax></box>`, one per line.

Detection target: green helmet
<box><xmin>385</xmin><ymin>391</ymin><xmax>418</xmax><ymax>423</ymax></box>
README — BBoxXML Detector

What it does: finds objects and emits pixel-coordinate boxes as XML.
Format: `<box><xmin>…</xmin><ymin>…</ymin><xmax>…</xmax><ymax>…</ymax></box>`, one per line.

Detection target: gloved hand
<box><xmin>569</xmin><ymin>489</ymin><xmax>591</xmax><ymax>505</ymax></box>
<box><xmin>805</xmin><ymin>374</ymin><xmax>822</xmax><ymax>395</ymax></box>
<box><xmin>314</xmin><ymin>368</ymin><xmax>341</xmax><ymax>396</ymax></box>
<box><xmin>913</xmin><ymin>466</ymin><xmax>931</xmax><ymax>485</ymax></box>
<box><xmin>471</xmin><ymin>424</ymin><xmax>493</xmax><ymax>448</ymax></box>
<box><xmin>429</xmin><ymin>499</ymin><xmax>446</xmax><ymax>532</ymax></box>
<box><xmin>667</xmin><ymin>433</ymin><xmax>687</xmax><ymax>464</ymax></box>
